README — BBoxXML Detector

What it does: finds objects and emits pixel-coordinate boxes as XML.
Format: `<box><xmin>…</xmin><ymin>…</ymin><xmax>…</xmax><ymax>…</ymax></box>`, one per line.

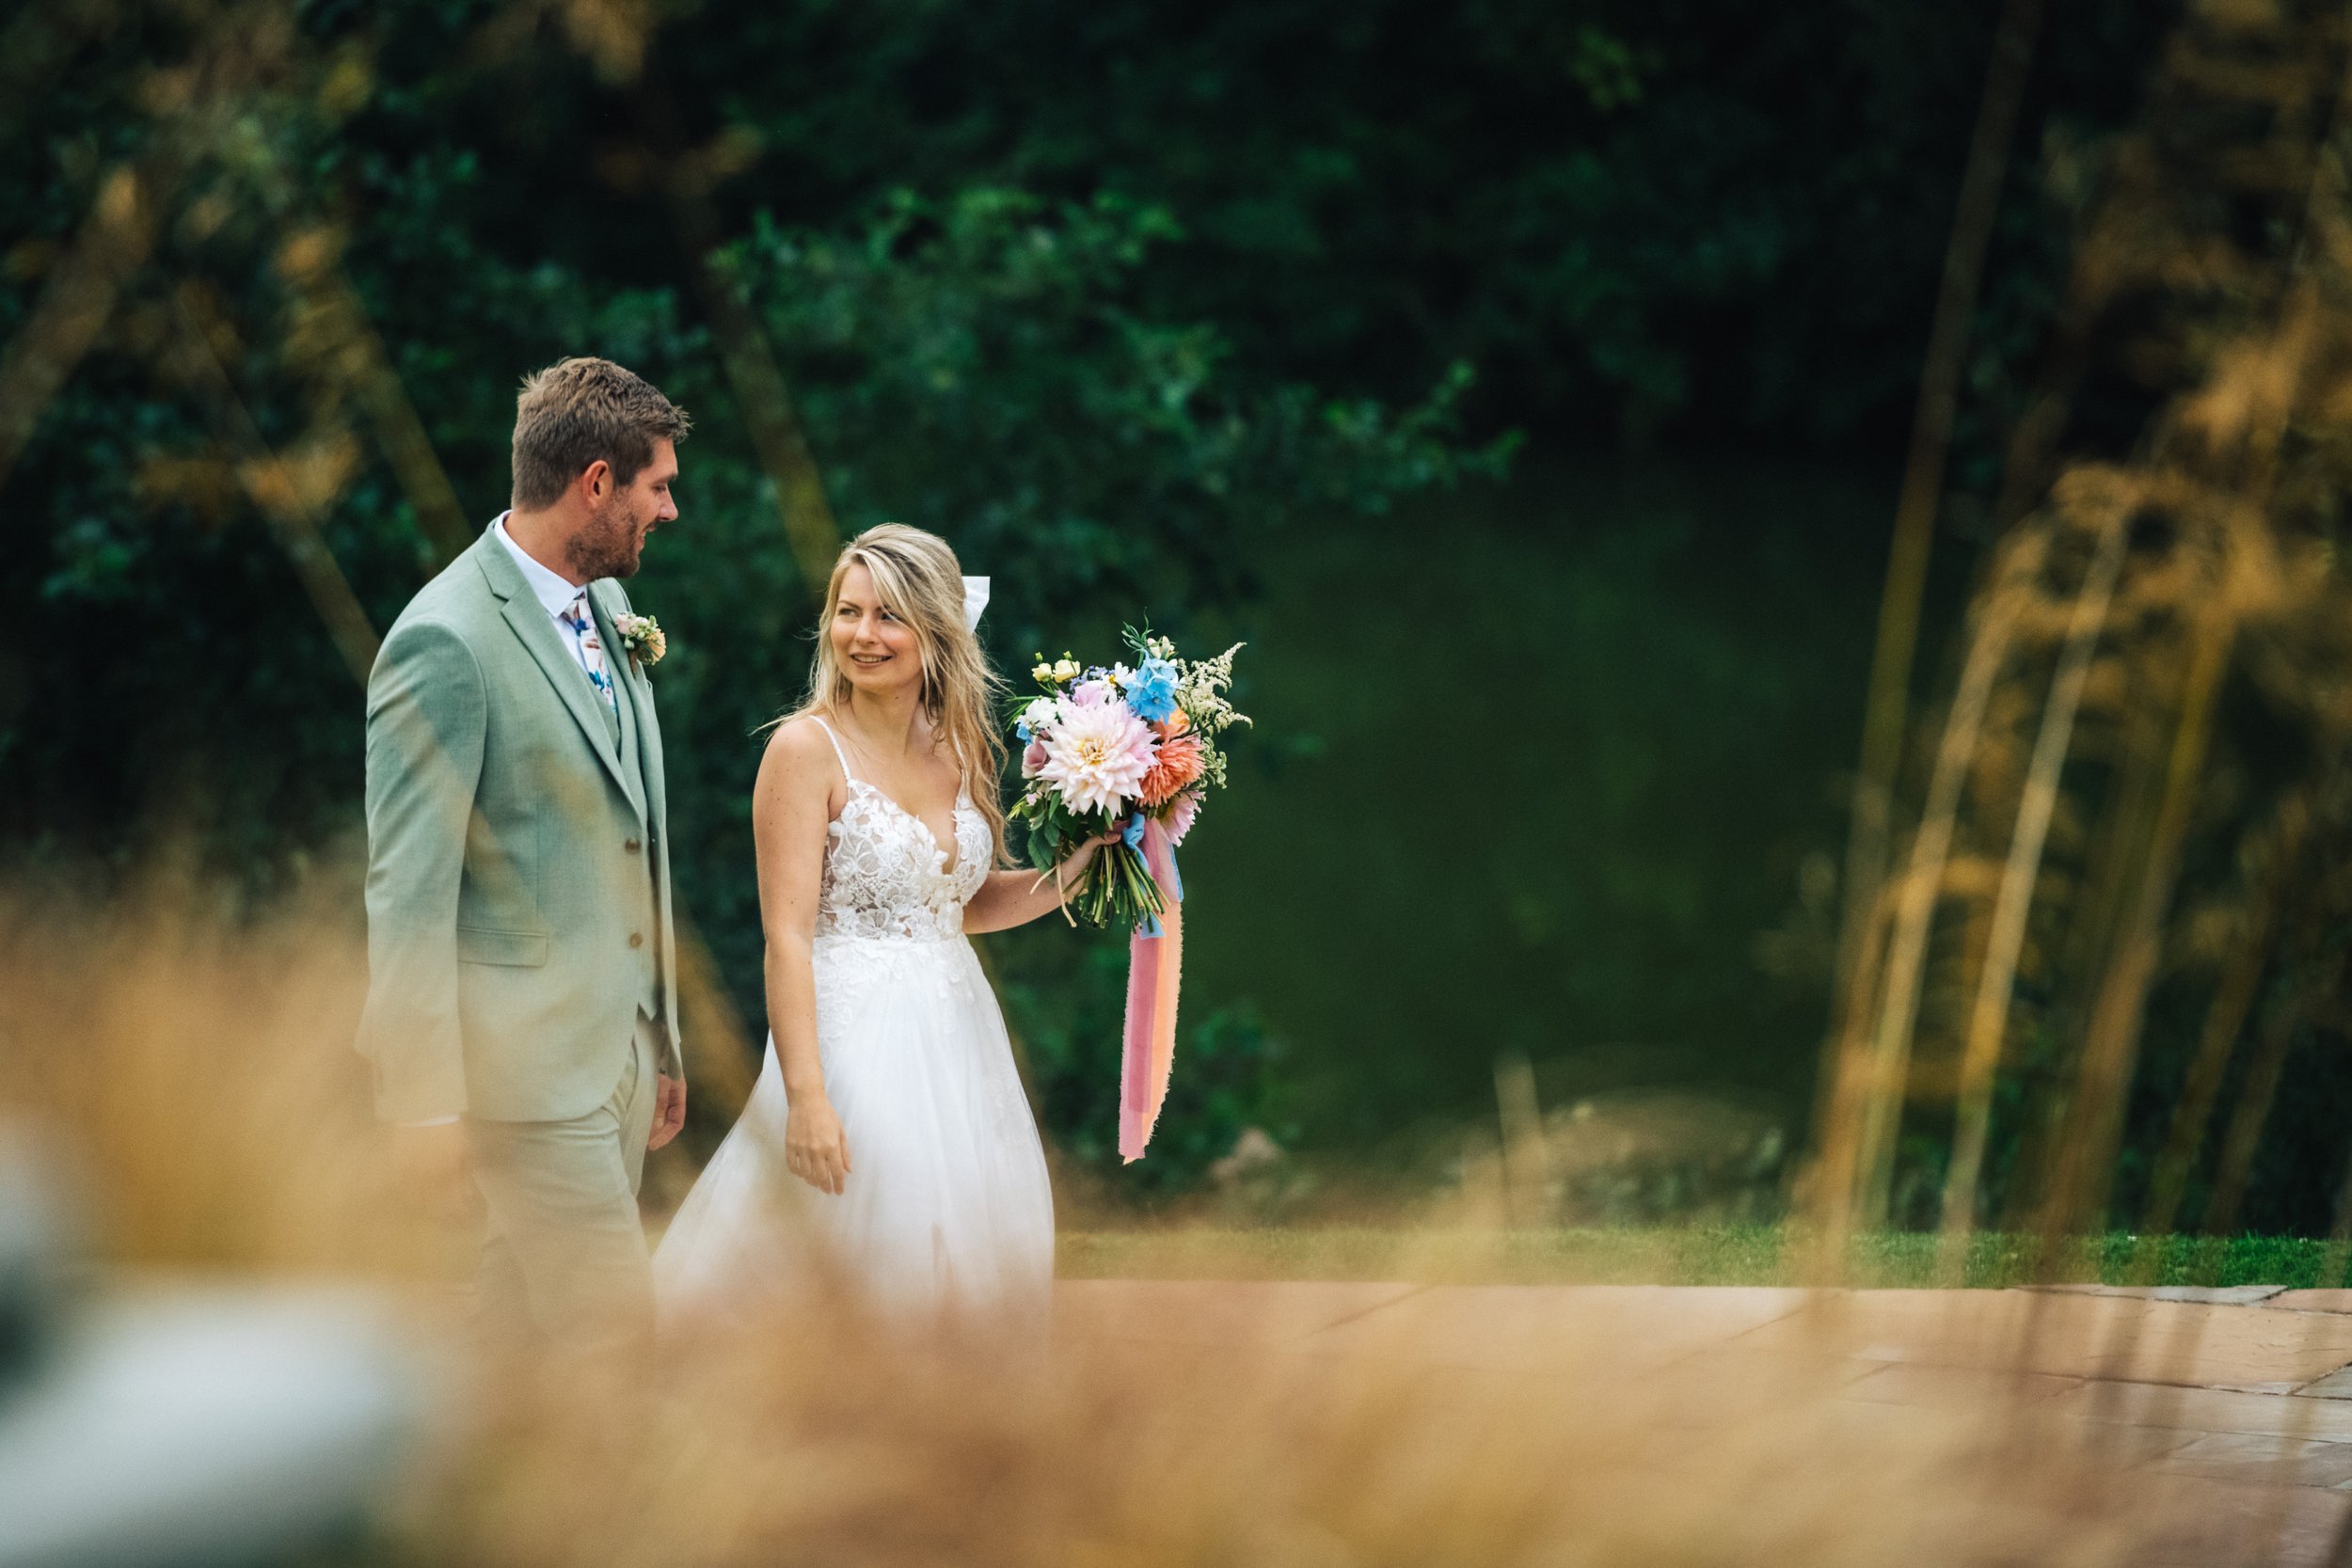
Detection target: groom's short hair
<box><xmin>510</xmin><ymin>356</ymin><xmax>691</xmax><ymax>509</ymax></box>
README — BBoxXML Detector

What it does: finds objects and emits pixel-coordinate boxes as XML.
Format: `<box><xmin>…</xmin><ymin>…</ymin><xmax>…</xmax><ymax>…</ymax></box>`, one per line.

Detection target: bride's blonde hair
<box><xmin>786</xmin><ymin>524</ymin><xmax>1009</xmax><ymax>860</ymax></box>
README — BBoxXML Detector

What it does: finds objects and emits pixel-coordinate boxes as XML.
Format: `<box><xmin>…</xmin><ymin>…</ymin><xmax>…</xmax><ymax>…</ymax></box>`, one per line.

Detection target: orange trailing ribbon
<box><xmin>1119</xmin><ymin>816</ymin><xmax>1184</xmax><ymax>1162</ymax></box>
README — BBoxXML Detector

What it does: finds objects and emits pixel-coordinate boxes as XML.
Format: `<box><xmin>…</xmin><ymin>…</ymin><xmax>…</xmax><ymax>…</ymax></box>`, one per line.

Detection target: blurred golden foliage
<box><xmin>1813</xmin><ymin>0</ymin><xmax>2352</xmax><ymax>1275</ymax></box>
<box><xmin>0</xmin><ymin>876</ymin><xmax>2201</xmax><ymax>1566</ymax></box>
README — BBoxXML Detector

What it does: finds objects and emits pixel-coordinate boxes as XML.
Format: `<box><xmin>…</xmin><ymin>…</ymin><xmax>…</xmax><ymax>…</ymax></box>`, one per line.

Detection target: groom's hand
<box><xmin>647</xmin><ymin>1074</ymin><xmax>687</xmax><ymax>1151</ymax></box>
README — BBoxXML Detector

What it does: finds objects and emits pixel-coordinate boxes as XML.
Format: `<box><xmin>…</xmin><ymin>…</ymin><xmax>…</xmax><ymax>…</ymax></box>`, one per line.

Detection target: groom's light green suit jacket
<box><xmin>357</xmin><ymin>524</ymin><xmax>682</xmax><ymax>1124</ymax></box>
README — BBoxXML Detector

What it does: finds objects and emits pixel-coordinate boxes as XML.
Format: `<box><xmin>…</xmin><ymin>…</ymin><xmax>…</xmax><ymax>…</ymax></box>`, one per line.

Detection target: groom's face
<box><xmin>570</xmin><ymin>438</ymin><xmax>679</xmax><ymax>580</ymax></box>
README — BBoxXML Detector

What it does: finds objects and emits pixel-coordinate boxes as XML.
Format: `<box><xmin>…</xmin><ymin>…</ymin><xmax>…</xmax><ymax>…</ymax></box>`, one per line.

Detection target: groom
<box><xmin>358</xmin><ymin>356</ymin><xmax>690</xmax><ymax>1357</ymax></box>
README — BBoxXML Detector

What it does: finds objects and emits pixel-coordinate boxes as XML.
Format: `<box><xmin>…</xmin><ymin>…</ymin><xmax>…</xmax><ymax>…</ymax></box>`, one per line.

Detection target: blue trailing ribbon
<box><xmin>1127</xmin><ymin>815</ymin><xmax>1182</xmax><ymax>939</ymax></box>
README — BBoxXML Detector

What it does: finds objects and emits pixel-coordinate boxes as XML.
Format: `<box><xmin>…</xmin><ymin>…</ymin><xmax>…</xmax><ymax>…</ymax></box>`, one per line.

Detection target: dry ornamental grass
<box><xmin>0</xmin><ymin>885</ymin><xmax>2257</xmax><ymax>1568</ymax></box>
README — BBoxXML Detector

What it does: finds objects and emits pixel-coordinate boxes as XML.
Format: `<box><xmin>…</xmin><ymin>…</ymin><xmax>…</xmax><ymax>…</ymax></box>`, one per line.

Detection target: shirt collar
<box><xmin>492</xmin><ymin>512</ymin><xmax>588</xmax><ymax>621</ymax></box>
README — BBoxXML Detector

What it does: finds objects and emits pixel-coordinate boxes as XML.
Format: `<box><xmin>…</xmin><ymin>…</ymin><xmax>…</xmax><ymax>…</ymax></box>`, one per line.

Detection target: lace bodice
<box><xmin>812</xmin><ymin>723</ymin><xmax>992</xmax><ymax>943</ymax></box>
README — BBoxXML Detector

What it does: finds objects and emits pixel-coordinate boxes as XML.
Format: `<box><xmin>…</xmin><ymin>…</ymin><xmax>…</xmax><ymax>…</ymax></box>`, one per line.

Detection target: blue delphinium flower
<box><xmin>1120</xmin><ymin>657</ymin><xmax>1181</xmax><ymax>724</ymax></box>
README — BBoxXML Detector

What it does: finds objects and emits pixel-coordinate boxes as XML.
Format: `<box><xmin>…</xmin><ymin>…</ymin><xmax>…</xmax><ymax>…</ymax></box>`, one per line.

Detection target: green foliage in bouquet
<box><xmin>1020</xmin><ymin>803</ymin><xmax>1167</xmax><ymax>933</ymax></box>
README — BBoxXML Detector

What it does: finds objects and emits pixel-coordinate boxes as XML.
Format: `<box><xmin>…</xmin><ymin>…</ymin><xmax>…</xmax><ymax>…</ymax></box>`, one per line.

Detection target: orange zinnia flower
<box><xmin>1138</xmin><ymin>720</ymin><xmax>1204</xmax><ymax>807</ymax></box>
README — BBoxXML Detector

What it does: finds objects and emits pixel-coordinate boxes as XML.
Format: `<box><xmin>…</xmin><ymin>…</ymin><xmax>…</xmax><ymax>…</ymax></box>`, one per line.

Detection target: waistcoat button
<box><xmin>628</xmin><ymin>932</ymin><xmax>644</xmax><ymax>949</ymax></box>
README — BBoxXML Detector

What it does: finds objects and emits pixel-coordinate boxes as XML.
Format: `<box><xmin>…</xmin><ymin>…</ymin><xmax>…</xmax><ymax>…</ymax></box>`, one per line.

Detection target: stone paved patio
<box><xmin>1057</xmin><ymin>1279</ymin><xmax>2352</xmax><ymax>1566</ymax></box>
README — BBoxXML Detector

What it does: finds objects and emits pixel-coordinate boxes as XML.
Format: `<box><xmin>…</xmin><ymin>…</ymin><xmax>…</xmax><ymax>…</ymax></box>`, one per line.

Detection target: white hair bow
<box><xmin>962</xmin><ymin>576</ymin><xmax>991</xmax><ymax>632</ymax></box>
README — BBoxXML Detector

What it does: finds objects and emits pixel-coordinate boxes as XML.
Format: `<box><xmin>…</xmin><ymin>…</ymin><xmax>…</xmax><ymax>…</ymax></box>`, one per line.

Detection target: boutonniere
<box><xmin>613</xmin><ymin>611</ymin><xmax>667</xmax><ymax>671</ymax></box>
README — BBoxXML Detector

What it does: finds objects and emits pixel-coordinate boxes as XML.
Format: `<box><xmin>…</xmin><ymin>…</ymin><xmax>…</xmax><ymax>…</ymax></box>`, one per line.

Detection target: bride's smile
<box><xmin>832</xmin><ymin>567</ymin><xmax>922</xmax><ymax>692</ymax></box>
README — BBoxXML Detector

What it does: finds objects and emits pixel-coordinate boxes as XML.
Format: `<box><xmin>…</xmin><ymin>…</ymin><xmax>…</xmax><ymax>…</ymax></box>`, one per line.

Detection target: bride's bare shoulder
<box><xmin>757</xmin><ymin>715</ymin><xmax>844</xmax><ymax>797</ymax></box>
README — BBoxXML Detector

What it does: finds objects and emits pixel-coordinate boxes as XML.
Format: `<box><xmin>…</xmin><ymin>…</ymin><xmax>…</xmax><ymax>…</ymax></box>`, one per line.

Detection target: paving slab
<box><xmin>1838</xmin><ymin>1360</ymin><xmax>2081</xmax><ymax>1411</ymax></box>
<box><xmin>2134</xmin><ymin>1477</ymin><xmax>2352</xmax><ymax>1567</ymax></box>
<box><xmin>1060</xmin><ymin>1281</ymin><xmax>2352</xmax><ymax>1390</ymax></box>
<box><xmin>2153</xmin><ymin>1431</ymin><xmax>2352</xmax><ymax>1489</ymax></box>
<box><xmin>1804</xmin><ymin>1391</ymin><xmax>2007</xmax><ymax>1450</ymax></box>
<box><xmin>1055</xmin><ymin>1278</ymin><xmax>1424</xmax><ymax>1349</ymax></box>
<box><xmin>2035</xmin><ymin>1283</ymin><xmax>2287</xmax><ymax>1305</ymax></box>
<box><xmin>2050</xmin><ymin>1379</ymin><xmax>2352</xmax><ymax>1441</ymax></box>
<box><xmin>2092</xmin><ymin>1298</ymin><xmax>2352</xmax><ymax>1392</ymax></box>
<box><xmin>1060</xmin><ymin>1276</ymin><xmax>2352</xmax><ymax>1560</ymax></box>
<box><xmin>1725</xmin><ymin>1288</ymin><xmax>2352</xmax><ymax>1391</ymax></box>
<box><xmin>2071</xmin><ymin>1421</ymin><xmax>2206</xmax><ymax>1466</ymax></box>
<box><xmin>1300</xmin><ymin>1284</ymin><xmax>1810</xmax><ymax>1377</ymax></box>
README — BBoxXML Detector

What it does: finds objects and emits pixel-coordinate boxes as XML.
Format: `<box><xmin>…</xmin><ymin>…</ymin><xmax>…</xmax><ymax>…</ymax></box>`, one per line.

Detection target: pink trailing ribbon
<box><xmin>1119</xmin><ymin>816</ymin><xmax>1184</xmax><ymax>1162</ymax></box>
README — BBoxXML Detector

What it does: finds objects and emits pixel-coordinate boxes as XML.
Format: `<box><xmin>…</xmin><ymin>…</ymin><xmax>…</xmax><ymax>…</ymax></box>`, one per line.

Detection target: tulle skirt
<box><xmin>652</xmin><ymin>932</ymin><xmax>1055</xmax><ymax>1329</ymax></box>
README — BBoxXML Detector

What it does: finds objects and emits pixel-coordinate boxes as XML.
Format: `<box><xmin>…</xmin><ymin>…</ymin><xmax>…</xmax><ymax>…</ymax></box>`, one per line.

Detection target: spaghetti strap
<box><xmin>808</xmin><ymin>716</ymin><xmax>858</xmax><ymax>784</ymax></box>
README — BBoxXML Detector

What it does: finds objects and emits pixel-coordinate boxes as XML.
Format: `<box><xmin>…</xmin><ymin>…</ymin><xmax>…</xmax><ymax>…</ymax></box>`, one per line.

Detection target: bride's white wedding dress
<box><xmin>652</xmin><ymin>719</ymin><xmax>1055</xmax><ymax>1325</ymax></box>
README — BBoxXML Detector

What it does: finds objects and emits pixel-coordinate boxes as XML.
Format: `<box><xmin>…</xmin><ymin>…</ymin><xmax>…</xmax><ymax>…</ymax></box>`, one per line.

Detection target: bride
<box><xmin>653</xmin><ymin>524</ymin><xmax>1107</xmax><ymax>1327</ymax></box>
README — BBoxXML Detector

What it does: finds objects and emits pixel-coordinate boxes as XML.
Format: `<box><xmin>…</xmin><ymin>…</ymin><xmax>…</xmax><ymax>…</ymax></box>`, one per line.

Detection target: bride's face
<box><xmin>831</xmin><ymin>562</ymin><xmax>924</xmax><ymax>698</ymax></box>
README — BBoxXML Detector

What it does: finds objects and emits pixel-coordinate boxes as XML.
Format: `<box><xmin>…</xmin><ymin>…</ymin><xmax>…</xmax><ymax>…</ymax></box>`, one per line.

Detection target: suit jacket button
<box><xmin>625</xmin><ymin>838</ymin><xmax>642</xmax><ymax>853</ymax></box>
<box><xmin>628</xmin><ymin>932</ymin><xmax>644</xmax><ymax>948</ymax></box>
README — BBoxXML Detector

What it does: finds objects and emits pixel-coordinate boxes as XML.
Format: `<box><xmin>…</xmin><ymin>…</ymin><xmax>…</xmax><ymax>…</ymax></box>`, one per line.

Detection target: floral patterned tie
<box><xmin>561</xmin><ymin>591</ymin><xmax>618</xmax><ymax>716</ymax></box>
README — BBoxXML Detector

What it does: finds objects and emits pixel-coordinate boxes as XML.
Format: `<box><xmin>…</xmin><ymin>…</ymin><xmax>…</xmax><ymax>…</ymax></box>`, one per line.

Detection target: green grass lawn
<box><xmin>1059</xmin><ymin>1227</ymin><xmax>2352</xmax><ymax>1290</ymax></box>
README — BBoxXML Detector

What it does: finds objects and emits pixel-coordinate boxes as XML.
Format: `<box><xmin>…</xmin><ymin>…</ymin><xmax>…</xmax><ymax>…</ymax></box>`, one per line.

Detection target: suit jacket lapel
<box><xmin>470</xmin><ymin>533</ymin><xmax>644</xmax><ymax>818</ymax></box>
<box><xmin>596</xmin><ymin>582</ymin><xmax>667</xmax><ymax>835</ymax></box>
<box><xmin>635</xmin><ymin>648</ymin><xmax>665</xmax><ymax>830</ymax></box>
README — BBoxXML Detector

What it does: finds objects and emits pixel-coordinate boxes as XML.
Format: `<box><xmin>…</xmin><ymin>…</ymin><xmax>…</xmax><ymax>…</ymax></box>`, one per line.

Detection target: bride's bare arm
<box><xmin>755</xmin><ymin>720</ymin><xmax>852</xmax><ymax>1195</ymax></box>
<box><xmin>961</xmin><ymin>832</ymin><xmax>1118</xmax><ymax>934</ymax></box>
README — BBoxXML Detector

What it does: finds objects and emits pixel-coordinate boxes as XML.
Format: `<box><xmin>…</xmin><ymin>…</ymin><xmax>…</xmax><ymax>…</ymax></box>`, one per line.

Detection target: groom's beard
<box><xmin>565</xmin><ymin>497</ymin><xmax>648</xmax><ymax>581</ymax></box>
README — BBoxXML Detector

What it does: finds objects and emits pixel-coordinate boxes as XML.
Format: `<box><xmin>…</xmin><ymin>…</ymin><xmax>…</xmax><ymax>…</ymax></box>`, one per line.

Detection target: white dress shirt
<box><xmin>494</xmin><ymin>512</ymin><xmax>600</xmax><ymax>680</ymax></box>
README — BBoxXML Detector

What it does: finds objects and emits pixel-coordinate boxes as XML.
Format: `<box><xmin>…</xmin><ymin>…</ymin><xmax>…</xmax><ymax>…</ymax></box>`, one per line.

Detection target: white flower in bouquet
<box><xmin>1037</xmin><ymin>697</ymin><xmax>1154</xmax><ymax>816</ymax></box>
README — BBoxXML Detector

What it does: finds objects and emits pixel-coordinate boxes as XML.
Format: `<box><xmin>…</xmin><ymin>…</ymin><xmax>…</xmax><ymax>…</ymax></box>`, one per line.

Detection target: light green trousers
<box><xmin>464</xmin><ymin>1017</ymin><xmax>660</xmax><ymax>1358</ymax></box>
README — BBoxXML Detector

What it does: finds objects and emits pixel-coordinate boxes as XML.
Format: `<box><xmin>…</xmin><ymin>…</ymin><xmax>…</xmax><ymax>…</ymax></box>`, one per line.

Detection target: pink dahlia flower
<box><xmin>1165</xmin><ymin>789</ymin><xmax>1202</xmax><ymax>846</ymax></box>
<box><xmin>1038</xmin><ymin>698</ymin><xmax>1154</xmax><ymax>816</ymax></box>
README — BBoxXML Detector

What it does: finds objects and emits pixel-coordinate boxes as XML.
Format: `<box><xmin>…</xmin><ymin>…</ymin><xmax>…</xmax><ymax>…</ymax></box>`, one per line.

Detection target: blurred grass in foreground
<box><xmin>0</xmin><ymin>879</ymin><xmax>2195</xmax><ymax>1568</ymax></box>
<box><xmin>1063</xmin><ymin>1227</ymin><xmax>2352</xmax><ymax>1290</ymax></box>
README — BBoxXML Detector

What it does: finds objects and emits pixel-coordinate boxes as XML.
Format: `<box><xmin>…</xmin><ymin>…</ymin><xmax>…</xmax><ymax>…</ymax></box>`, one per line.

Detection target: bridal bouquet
<box><xmin>1009</xmin><ymin>631</ymin><xmax>1247</xmax><ymax>926</ymax></box>
<box><xmin>1008</xmin><ymin>630</ymin><xmax>1248</xmax><ymax>1160</ymax></box>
